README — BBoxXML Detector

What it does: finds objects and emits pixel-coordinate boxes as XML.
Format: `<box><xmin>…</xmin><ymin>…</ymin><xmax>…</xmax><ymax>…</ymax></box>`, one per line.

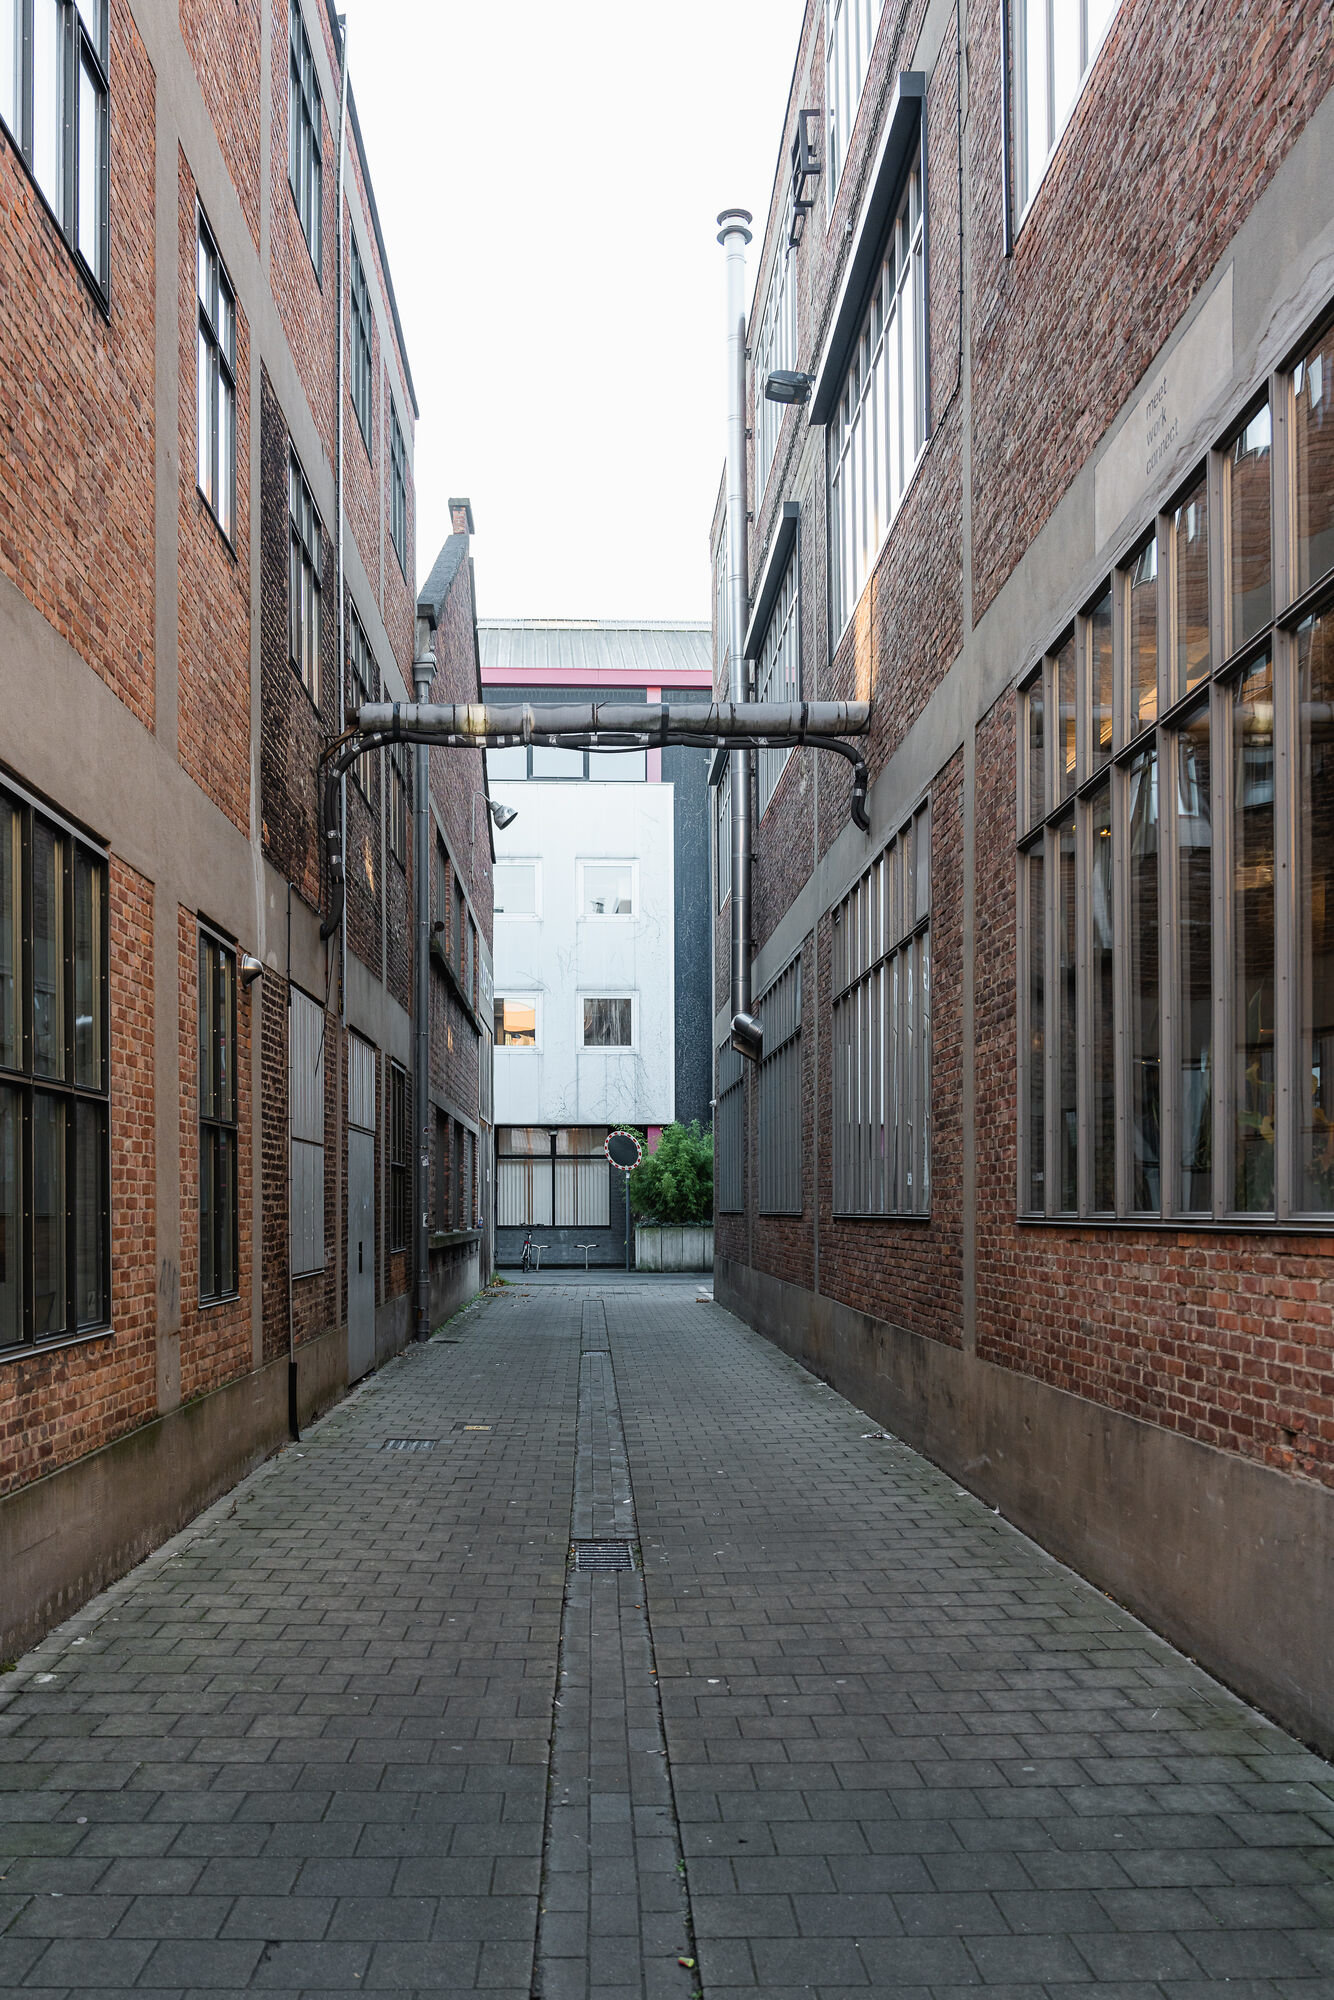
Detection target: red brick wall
<box><xmin>0</xmin><ymin>5</ymin><xmax>155</xmax><ymax>728</ymax></box>
<box><xmin>177</xmin><ymin>906</ymin><xmax>253</xmax><ymax>1403</ymax></box>
<box><xmin>0</xmin><ymin>858</ymin><xmax>156</xmax><ymax>1499</ymax></box>
<box><xmin>181</xmin><ymin>0</ymin><xmax>263</xmax><ymax>250</ymax></box>
<box><xmin>268</xmin><ymin>0</ymin><xmax>335</xmax><ymax>454</ymax></box>
<box><xmin>177</xmin><ymin>150</ymin><xmax>252</xmax><ymax>838</ymax></box>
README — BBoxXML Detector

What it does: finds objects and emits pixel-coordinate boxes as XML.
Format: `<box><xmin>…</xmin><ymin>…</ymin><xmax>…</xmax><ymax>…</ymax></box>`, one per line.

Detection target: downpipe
<box><xmin>412</xmin><ymin>648</ymin><xmax>433</xmax><ymax>1343</ymax></box>
<box><xmin>718</xmin><ymin>208</ymin><xmax>757</xmax><ymax>1062</ymax></box>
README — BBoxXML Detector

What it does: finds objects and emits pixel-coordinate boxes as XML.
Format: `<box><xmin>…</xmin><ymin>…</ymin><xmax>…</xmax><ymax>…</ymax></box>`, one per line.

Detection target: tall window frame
<box><xmin>1011</xmin><ymin>0</ymin><xmax>1120</xmax><ymax>224</ymax></box>
<box><xmin>1017</xmin><ymin>301</ymin><xmax>1334</xmax><ymax>1226</ymax></box>
<box><xmin>347</xmin><ymin>608</ymin><xmax>376</xmax><ymax>804</ymax></box>
<box><xmin>389</xmin><ymin>404</ymin><xmax>407</xmax><ymax>575</ymax></box>
<box><xmin>288</xmin><ymin>0</ymin><xmax>322</xmax><ymax>272</ymax></box>
<box><xmin>0</xmin><ymin>0</ymin><xmax>109</xmax><ymax>300</ymax></box>
<box><xmin>389</xmin><ymin>1060</ymin><xmax>409</xmax><ymax>1252</ymax></box>
<box><xmin>757</xmin><ymin>959</ymin><xmax>802</xmax><ymax>1215</ymax></box>
<box><xmin>388</xmin><ymin>743</ymin><xmax>408</xmax><ymax>868</ymax></box>
<box><xmin>753</xmin><ymin>249</ymin><xmax>798</xmax><ymax>498</ymax></box>
<box><xmin>829</xmin><ymin>143</ymin><xmax>926</xmax><ymax>641</ymax></box>
<box><xmin>832</xmin><ymin>804</ymin><xmax>932</xmax><ymax>1216</ymax></box>
<box><xmin>755</xmin><ymin>552</ymin><xmax>801</xmax><ymax>815</ymax></box>
<box><xmin>713</xmin><ymin>766</ymin><xmax>732</xmax><ymax>909</ymax></box>
<box><xmin>289</xmin><ymin>454</ymin><xmax>322</xmax><ymax>709</ymax></box>
<box><xmin>350</xmin><ymin>232</ymin><xmax>373</xmax><ymax>451</ymax></box>
<box><xmin>826</xmin><ymin>0</ymin><xmax>885</xmax><ymax>206</ymax></box>
<box><xmin>716</xmin><ymin>1043</ymin><xmax>745</xmax><ymax>1214</ymax></box>
<box><xmin>0</xmin><ymin>779</ymin><xmax>109</xmax><ymax>1349</ymax></box>
<box><xmin>196</xmin><ymin>209</ymin><xmax>236</xmax><ymax>542</ymax></box>
<box><xmin>198</xmin><ymin>927</ymin><xmax>238</xmax><ymax>1306</ymax></box>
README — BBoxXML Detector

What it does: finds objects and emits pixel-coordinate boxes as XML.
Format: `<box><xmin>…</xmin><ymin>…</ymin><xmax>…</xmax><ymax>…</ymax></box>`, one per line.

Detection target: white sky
<box><xmin>347</xmin><ymin>0</ymin><xmax>806</xmax><ymax>623</ymax></box>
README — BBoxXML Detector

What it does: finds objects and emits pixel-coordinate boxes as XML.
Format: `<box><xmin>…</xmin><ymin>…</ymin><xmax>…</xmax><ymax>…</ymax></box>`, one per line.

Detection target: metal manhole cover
<box><xmin>573</xmin><ymin>1540</ymin><xmax>635</xmax><ymax>1573</ymax></box>
<box><xmin>381</xmin><ymin>1438</ymin><xmax>437</xmax><ymax>1452</ymax></box>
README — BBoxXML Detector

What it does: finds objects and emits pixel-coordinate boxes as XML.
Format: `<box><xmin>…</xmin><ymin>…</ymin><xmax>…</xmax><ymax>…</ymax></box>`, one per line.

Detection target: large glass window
<box><xmin>714</xmin><ymin>766</ymin><xmax>732</xmax><ymax>909</ymax></box>
<box><xmin>388</xmin><ymin>743</ymin><xmax>408</xmax><ymax>867</ymax></box>
<box><xmin>829</xmin><ymin>147</ymin><xmax>925</xmax><ymax>640</ymax></box>
<box><xmin>1017</xmin><ymin>309</ymin><xmax>1334</xmax><ymax>1223</ymax></box>
<box><xmin>756</xmin><ymin>553</ymin><xmax>801</xmax><ymax>815</ymax></box>
<box><xmin>580</xmin><ymin>863</ymin><xmax>633</xmax><ymax>918</ymax></box>
<box><xmin>826</xmin><ymin>0</ymin><xmax>885</xmax><ymax>202</ymax></box>
<box><xmin>347</xmin><ymin>610</ymin><xmax>376</xmax><ymax>802</ymax></box>
<box><xmin>350</xmin><ymin>233</ymin><xmax>373</xmax><ymax>451</ymax></box>
<box><xmin>389</xmin><ymin>405</ymin><xmax>407</xmax><ymax>575</ymax></box>
<box><xmin>753</xmin><ymin>248</ymin><xmax>797</xmax><ymax>497</ymax></box>
<box><xmin>199</xmin><ymin>930</ymin><xmax>238</xmax><ymax>1304</ymax></box>
<box><xmin>582</xmin><ymin>997</ymin><xmax>633</xmax><ymax>1049</ymax></box>
<box><xmin>197</xmin><ymin>212</ymin><xmax>236</xmax><ymax>541</ymax></box>
<box><xmin>0</xmin><ymin>0</ymin><xmax>107</xmax><ymax>296</ymax></box>
<box><xmin>0</xmin><ymin>784</ymin><xmax>107</xmax><ymax>1346</ymax></box>
<box><xmin>389</xmin><ymin>1061</ymin><xmax>409</xmax><ymax>1252</ymax></box>
<box><xmin>289</xmin><ymin>455</ymin><xmax>321</xmax><ymax>708</ymax></box>
<box><xmin>757</xmin><ymin>959</ymin><xmax>802</xmax><ymax>1215</ymax></box>
<box><xmin>485</xmin><ymin>745</ymin><xmax>648</xmax><ymax>783</ymax></box>
<box><xmin>494</xmin><ymin>997</ymin><xmax>538</xmax><ymax>1049</ymax></box>
<box><xmin>288</xmin><ymin>985</ymin><xmax>324</xmax><ymax>1278</ymax></box>
<box><xmin>494</xmin><ymin>861</ymin><xmax>538</xmax><ymax>918</ymax></box>
<box><xmin>1012</xmin><ymin>0</ymin><xmax>1119</xmax><ymax>220</ymax></box>
<box><xmin>831</xmin><ymin>804</ymin><xmax>930</xmax><ymax>1215</ymax></box>
<box><xmin>288</xmin><ymin>0</ymin><xmax>322</xmax><ymax>270</ymax></box>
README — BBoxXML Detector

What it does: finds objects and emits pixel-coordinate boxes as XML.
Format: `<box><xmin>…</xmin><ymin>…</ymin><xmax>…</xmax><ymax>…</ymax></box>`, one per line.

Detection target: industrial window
<box><xmin>288</xmin><ymin>0</ymin><xmax>322</xmax><ymax>270</ymax></box>
<box><xmin>486</xmin><ymin>745</ymin><xmax>649</xmax><ymax>783</ymax></box>
<box><xmin>715</xmin><ymin>534</ymin><xmax>730</xmax><ymax>691</ymax></box>
<box><xmin>389</xmin><ymin>1060</ymin><xmax>409</xmax><ymax>1252</ymax></box>
<box><xmin>757</xmin><ymin>959</ymin><xmax>802</xmax><ymax>1215</ymax></box>
<box><xmin>494</xmin><ymin>861</ymin><xmax>538</xmax><ymax>918</ymax></box>
<box><xmin>832</xmin><ymin>804</ymin><xmax>931</xmax><ymax>1216</ymax></box>
<box><xmin>756</xmin><ymin>552</ymin><xmax>800</xmax><ymax>816</ymax></box>
<box><xmin>199</xmin><ymin>930</ymin><xmax>238</xmax><ymax>1304</ymax></box>
<box><xmin>0</xmin><ymin>782</ymin><xmax>108</xmax><ymax>1348</ymax></box>
<box><xmin>347</xmin><ymin>610</ymin><xmax>376</xmax><ymax>803</ymax></box>
<box><xmin>289</xmin><ymin>455</ymin><xmax>321</xmax><ymax>708</ymax></box>
<box><xmin>196</xmin><ymin>212</ymin><xmax>236</xmax><ymax>541</ymax></box>
<box><xmin>826</xmin><ymin>0</ymin><xmax>885</xmax><ymax>203</ymax></box>
<box><xmin>582</xmin><ymin>997</ymin><xmax>633</xmax><ymax>1049</ymax></box>
<box><xmin>494</xmin><ymin>996</ymin><xmax>538</xmax><ymax>1048</ymax></box>
<box><xmin>350</xmin><ymin>233</ymin><xmax>373</xmax><ymax>450</ymax></box>
<box><xmin>0</xmin><ymin>0</ymin><xmax>108</xmax><ymax>297</ymax></box>
<box><xmin>829</xmin><ymin>143</ymin><xmax>925</xmax><ymax>640</ymax></box>
<box><xmin>1017</xmin><ymin>306</ymin><xmax>1334</xmax><ymax>1222</ymax></box>
<box><xmin>1011</xmin><ymin>0</ymin><xmax>1119</xmax><ymax>222</ymax></box>
<box><xmin>388</xmin><ymin>743</ymin><xmax>408</xmax><ymax>867</ymax></box>
<box><xmin>390</xmin><ymin>404</ymin><xmax>407</xmax><ymax>575</ymax></box>
<box><xmin>754</xmin><ymin>249</ymin><xmax>798</xmax><ymax>497</ymax></box>
<box><xmin>714</xmin><ymin>765</ymin><xmax>732</xmax><ymax>908</ymax></box>
<box><xmin>716</xmin><ymin>1043</ymin><xmax>745</xmax><ymax>1213</ymax></box>
<box><xmin>497</xmin><ymin>1127</ymin><xmax>610</xmax><ymax>1229</ymax></box>
<box><xmin>289</xmin><ymin>986</ymin><xmax>325</xmax><ymax>1276</ymax></box>
<box><xmin>581</xmin><ymin>862</ymin><xmax>634</xmax><ymax>918</ymax></box>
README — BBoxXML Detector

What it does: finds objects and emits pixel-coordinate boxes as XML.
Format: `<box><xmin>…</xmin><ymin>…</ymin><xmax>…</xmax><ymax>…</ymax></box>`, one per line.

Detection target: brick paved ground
<box><xmin>1</xmin><ymin>1277</ymin><xmax>1331</xmax><ymax>1998</ymax></box>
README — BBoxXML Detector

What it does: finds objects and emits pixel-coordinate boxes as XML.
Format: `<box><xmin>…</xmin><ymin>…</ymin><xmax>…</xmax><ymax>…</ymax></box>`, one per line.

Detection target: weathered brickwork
<box><xmin>382</xmin><ymin>376</ymin><xmax>416</xmax><ymax>671</ymax></box>
<box><xmin>177</xmin><ymin>906</ymin><xmax>253</xmax><ymax>1404</ymax></box>
<box><xmin>180</xmin><ymin>0</ymin><xmax>263</xmax><ymax>249</ymax></box>
<box><xmin>177</xmin><ymin>149</ymin><xmax>252</xmax><ymax>837</ymax></box>
<box><xmin>268</xmin><ymin>0</ymin><xmax>335</xmax><ymax>454</ymax></box>
<box><xmin>0</xmin><ymin>6</ymin><xmax>155</xmax><ymax>727</ymax></box>
<box><xmin>342</xmin><ymin>208</ymin><xmax>381</xmax><ymax>600</ymax></box>
<box><xmin>969</xmin><ymin>0</ymin><xmax>1332</xmax><ymax>624</ymax></box>
<box><xmin>0</xmin><ymin>858</ymin><xmax>156</xmax><ymax>1500</ymax></box>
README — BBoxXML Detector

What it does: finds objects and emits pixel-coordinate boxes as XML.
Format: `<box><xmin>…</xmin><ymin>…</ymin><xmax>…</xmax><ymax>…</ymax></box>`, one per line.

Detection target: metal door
<box><xmin>347</xmin><ymin>1037</ymin><xmax>376</xmax><ymax>1382</ymax></box>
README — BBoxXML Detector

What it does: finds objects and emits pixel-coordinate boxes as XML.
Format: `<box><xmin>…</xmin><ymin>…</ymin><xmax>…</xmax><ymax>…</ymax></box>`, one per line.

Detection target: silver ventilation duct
<box><xmin>717</xmin><ymin>207</ymin><xmax>758</xmax><ymax>1061</ymax></box>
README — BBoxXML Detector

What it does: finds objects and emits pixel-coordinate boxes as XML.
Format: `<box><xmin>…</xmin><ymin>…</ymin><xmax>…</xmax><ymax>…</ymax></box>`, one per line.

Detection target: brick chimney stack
<box><xmin>449</xmin><ymin>496</ymin><xmax>475</xmax><ymax>537</ymax></box>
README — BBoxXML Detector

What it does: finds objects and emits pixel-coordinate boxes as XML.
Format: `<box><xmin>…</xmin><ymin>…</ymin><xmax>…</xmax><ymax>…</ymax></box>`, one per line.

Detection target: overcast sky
<box><xmin>347</xmin><ymin>1</ymin><xmax>806</xmax><ymax>623</ymax></box>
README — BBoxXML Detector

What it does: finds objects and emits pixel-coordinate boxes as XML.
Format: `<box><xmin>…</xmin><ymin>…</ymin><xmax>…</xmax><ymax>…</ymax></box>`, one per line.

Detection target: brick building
<box><xmin>713</xmin><ymin>0</ymin><xmax>1334</xmax><ymax>1751</ymax></box>
<box><xmin>0</xmin><ymin>0</ymin><xmax>489</xmax><ymax>1661</ymax></box>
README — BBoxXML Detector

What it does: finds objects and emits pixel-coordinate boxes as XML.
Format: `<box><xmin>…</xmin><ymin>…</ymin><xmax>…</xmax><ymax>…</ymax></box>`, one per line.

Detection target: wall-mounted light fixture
<box><xmin>489</xmin><ymin>799</ymin><xmax>518</xmax><ymax>830</ymax></box>
<box><xmin>764</xmin><ymin>369</ymin><xmax>815</xmax><ymax>406</ymax></box>
<box><xmin>239</xmin><ymin>953</ymin><xmax>264</xmax><ymax>988</ymax></box>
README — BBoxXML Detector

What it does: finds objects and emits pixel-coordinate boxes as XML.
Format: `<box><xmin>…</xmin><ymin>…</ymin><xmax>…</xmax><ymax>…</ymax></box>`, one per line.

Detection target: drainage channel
<box><xmin>531</xmin><ymin>1300</ymin><xmax>698</xmax><ymax>1999</ymax></box>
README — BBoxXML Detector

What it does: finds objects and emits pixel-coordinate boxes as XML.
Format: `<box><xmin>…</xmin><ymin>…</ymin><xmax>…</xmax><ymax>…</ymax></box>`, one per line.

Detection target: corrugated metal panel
<box><xmin>758</xmin><ymin>960</ymin><xmax>802</xmax><ymax>1215</ymax></box>
<box><xmin>717</xmin><ymin>1043</ymin><xmax>745</xmax><ymax>1214</ymax></box>
<box><xmin>348</xmin><ymin>1034</ymin><xmax>376</xmax><ymax>1132</ymax></box>
<box><xmin>478</xmin><ymin>620</ymin><xmax>711</xmax><ymax>682</ymax></box>
<box><xmin>290</xmin><ymin>989</ymin><xmax>325</xmax><ymax>1144</ymax></box>
<box><xmin>291</xmin><ymin>1137</ymin><xmax>324</xmax><ymax>1276</ymax></box>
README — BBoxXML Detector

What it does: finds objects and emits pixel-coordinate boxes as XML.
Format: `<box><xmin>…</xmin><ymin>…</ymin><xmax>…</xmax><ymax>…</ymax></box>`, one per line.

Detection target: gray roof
<box><xmin>479</xmin><ymin>619</ymin><xmax>710</xmax><ymax>680</ymax></box>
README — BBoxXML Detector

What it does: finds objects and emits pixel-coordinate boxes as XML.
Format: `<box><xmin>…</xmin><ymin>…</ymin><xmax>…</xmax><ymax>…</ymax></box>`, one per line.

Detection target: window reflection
<box><xmin>1089</xmin><ymin>779</ymin><xmax>1115</xmax><ymax>1211</ymax></box>
<box><xmin>1128</xmin><ymin>749</ymin><xmax>1160</xmax><ymax>1212</ymax></box>
<box><xmin>1176</xmin><ymin>706</ymin><xmax>1213</xmax><ymax>1211</ymax></box>
<box><xmin>1228</xmin><ymin>404</ymin><xmax>1271</xmax><ymax>649</ymax></box>
<box><xmin>1298</xmin><ymin>611</ymin><xmax>1334</xmax><ymax>1207</ymax></box>
<box><xmin>1232</xmin><ymin>655</ymin><xmax>1275</xmax><ymax>1211</ymax></box>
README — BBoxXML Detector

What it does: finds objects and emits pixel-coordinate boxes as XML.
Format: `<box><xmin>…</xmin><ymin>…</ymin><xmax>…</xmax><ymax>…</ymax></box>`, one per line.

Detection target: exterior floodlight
<box><xmin>239</xmin><ymin>953</ymin><xmax>264</xmax><ymax>988</ymax></box>
<box><xmin>489</xmin><ymin>800</ymin><xmax>518</xmax><ymax>830</ymax></box>
<box><xmin>764</xmin><ymin>369</ymin><xmax>814</xmax><ymax>405</ymax></box>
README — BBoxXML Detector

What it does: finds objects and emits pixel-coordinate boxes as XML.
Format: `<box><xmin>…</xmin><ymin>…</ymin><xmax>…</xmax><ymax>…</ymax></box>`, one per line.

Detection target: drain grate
<box><xmin>381</xmin><ymin>1438</ymin><xmax>436</xmax><ymax>1452</ymax></box>
<box><xmin>573</xmin><ymin>1540</ymin><xmax>635</xmax><ymax>1574</ymax></box>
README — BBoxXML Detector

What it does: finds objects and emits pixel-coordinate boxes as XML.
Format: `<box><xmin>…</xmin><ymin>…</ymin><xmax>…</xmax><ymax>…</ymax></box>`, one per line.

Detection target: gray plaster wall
<box><xmin>717</xmin><ymin>1256</ymin><xmax>1334</xmax><ymax>1759</ymax></box>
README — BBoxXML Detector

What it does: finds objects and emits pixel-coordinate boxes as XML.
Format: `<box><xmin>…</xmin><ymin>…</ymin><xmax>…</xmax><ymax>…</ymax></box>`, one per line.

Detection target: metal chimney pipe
<box><xmin>412</xmin><ymin>644</ymin><xmax>434</xmax><ymax>1344</ymax></box>
<box><xmin>717</xmin><ymin>207</ymin><xmax>761</xmax><ymax>1062</ymax></box>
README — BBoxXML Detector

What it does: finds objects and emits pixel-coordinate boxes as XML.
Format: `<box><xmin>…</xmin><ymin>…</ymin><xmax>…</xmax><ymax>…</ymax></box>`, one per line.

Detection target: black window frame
<box><xmin>196</xmin><ymin>206</ymin><xmax>236</xmax><ymax>544</ymax></box>
<box><xmin>288</xmin><ymin>0</ymin><xmax>322</xmax><ymax>274</ymax></box>
<box><xmin>0</xmin><ymin>0</ymin><xmax>110</xmax><ymax>307</ymax></box>
<box><xmin>289</xmin><ymin>452</ymin><xmax>322</xmax><ymax>709</ymax></box>
<box><xmin>389</xmin><ymin>1060</ymin><xmax>409</xmax><ymax>1251</ymax></box>
<box><xmin>388</xmin><ymin>743</ymin><xmax>408</xmax><ymax>868</ymax></box>
<box><xmin>0</xmin><ymin>777</ymin><xmax>110</xmax><ymax>1351</ymax></box>
<box><xmin>350</xmin><ymin>231</ymin><xmax>373</xmax><ymax>451</ymax></box>
<box><xmin>198</xmin><ymin>926</ymin><xmax>238</xmax><ymax>1306</ymax></box>
<box><xmin>389</xmin><ymin>403</ymin><xmax>407</xmax><ymax>575</ymax></box>
<box><xmin>346</xmin><ymin>606</ymin><xmax>377</xmax><ymax>805</ymax></box>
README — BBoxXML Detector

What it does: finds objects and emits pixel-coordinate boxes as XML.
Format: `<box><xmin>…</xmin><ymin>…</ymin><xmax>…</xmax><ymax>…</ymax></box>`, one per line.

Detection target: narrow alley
<box><xmin>1</xmin><ymin>1280</ymin><xmax>1330</xmax><ymax>2000</ymax></box>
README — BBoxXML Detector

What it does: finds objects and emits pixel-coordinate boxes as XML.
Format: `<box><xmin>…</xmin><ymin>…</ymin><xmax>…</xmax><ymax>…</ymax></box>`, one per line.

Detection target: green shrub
<box><xmin>625</xmin><ymin>1121</ymin><xmax>713</xmax><ymax>1227</ymax></box>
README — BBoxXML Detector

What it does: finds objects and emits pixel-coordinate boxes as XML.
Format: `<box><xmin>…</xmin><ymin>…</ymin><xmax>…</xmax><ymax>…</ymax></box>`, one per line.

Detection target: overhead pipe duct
<box><xmin>317</xmin><ymin>698</ymin><xmax>869</xmax><ymax>946</ymax></box>
<box><xmin>718</xmin><ymin>207</ymin><xmax>756</xmax><ymax>1061</ymax></box>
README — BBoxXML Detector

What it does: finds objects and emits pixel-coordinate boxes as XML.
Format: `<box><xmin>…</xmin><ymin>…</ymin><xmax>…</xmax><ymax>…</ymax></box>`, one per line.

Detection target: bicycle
<box><xmin>520</xmin><ymin>1232</ymin><xmax>544</xmax><ymax>1274</ymax></box>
